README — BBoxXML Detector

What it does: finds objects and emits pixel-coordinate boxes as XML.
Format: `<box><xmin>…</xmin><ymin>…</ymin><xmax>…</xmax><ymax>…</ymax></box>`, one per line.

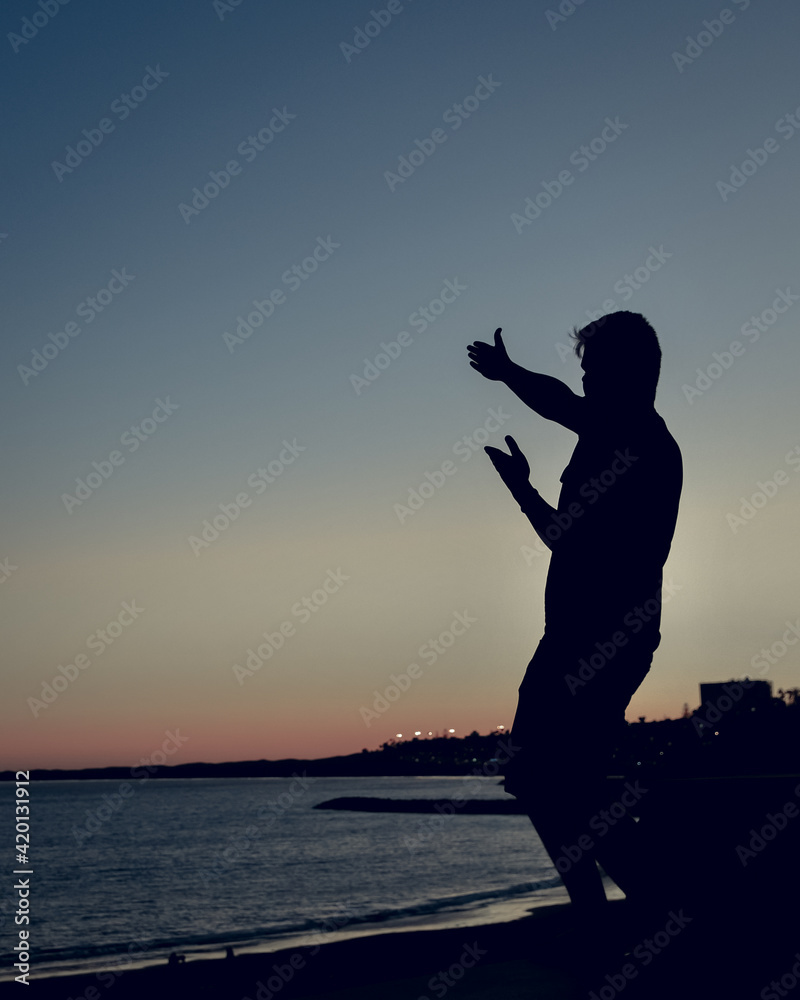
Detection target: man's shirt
<box><xmin>543</xmin><ymin>405</ymin><xmax>683</xmax><ymax>649</ymax></box>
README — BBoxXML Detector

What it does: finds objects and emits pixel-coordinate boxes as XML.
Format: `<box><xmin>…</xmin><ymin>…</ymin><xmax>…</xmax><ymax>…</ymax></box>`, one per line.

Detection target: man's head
<box><xmin>571</xmin><ymin>311</ymin><xmax>662</xmax><ymax>406</ymax></box>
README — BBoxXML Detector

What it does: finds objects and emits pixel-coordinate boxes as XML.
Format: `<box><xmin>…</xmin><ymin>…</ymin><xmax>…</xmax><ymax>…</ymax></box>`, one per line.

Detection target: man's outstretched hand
<box><xmin>467</xmin><ymin>328</ymin><xmax>512</xmax><ymax>381</ymax></box>
<box><xmin>485</xmin><ymin>435</ymin><xmax>530</xmax><ymax>498</ymax></box>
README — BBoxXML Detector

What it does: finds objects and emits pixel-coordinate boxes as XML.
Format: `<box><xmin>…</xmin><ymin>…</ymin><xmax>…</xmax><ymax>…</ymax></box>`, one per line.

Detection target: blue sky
<box><xmin>2</xmin><ymin>0</ymin><xmax>799</xmax><ymax>766</ymax></box>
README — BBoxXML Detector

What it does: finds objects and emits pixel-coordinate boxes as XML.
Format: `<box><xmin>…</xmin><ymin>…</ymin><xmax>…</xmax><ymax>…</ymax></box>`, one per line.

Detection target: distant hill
<box><xmin>3</xmin><ymin>700</ymin><xmax>799</xmax><ymax>780</ymax></box>
<box><xmin>0</xmin><ymin>732</ymin><xmax>511</xmax><ymax>781</ymax></box>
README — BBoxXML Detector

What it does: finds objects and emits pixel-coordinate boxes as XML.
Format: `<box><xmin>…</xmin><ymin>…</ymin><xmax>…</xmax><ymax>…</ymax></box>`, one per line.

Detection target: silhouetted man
<box><xmin>467</xmin><ymin>312</ymin><xmax>682</xmax><ymax>922</ymax></box>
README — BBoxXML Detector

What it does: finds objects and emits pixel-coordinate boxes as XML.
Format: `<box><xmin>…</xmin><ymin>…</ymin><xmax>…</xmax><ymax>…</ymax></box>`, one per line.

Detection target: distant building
<box><xmin>697</xmin><ymin>679</ymin><xmax>773</xmax><ymax>719</ymax></box>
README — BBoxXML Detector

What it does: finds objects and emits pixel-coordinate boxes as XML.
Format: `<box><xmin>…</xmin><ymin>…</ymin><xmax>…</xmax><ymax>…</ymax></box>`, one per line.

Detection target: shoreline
<box><xmin>1</xmin><ymin>902</ymin><xmax>595</xmax><ymax>999</ymax></box>
<box><xmin>4</xmin><ymin>893</ymin><xmax>784</xmax><ymax>1000</ymax></box>
<box><xmin>0</xmin><ymin>880</ymin><xmax>599</xmax><ymax>986</ymax></box>
<box><xmin>5</xmin><ymin>883</ymin><xmax>798</xmax><ymax>999</ymax></box>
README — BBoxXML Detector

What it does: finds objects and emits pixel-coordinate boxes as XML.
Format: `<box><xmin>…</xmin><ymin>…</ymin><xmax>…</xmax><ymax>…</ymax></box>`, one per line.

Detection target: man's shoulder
<box><xmin>649</xmin><ymin>412</ymin><xmax>683</xmax><ymax>462</ymax></box>
<box><xmin>577</xmin><ymin>408</ymin><xmax>676</xmax><ymax>445</ymax></box>
<box><xmin>574</xmin><ymin>410</ymin><xmax>682</xmax><ymax>481</ymax></box>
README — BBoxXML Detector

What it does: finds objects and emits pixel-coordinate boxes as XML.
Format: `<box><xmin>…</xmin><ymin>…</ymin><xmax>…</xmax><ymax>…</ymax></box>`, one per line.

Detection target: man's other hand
<box><xmin>485</xmin><ymin>435</ymin><xmax>530</xmax><ymax>495</ymax></box>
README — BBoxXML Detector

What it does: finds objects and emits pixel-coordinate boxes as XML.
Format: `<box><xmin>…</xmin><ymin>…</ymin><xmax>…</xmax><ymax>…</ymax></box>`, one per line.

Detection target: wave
<box><xmin>0</xmin><ymin>877</ymin><xmax>565</xmax><ymax>981</ymax></box>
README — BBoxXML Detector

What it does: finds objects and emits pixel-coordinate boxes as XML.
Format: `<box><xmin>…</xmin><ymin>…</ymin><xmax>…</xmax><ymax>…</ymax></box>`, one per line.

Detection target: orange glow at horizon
<box><xmin>2</xmin><ymin>697</ymin><xmax>683</xmax><ymax>771</ymax></box>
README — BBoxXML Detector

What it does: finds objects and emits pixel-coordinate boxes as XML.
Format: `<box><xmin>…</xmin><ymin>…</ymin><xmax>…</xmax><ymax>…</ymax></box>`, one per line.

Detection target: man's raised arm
<box><xmin>467</xmin><ymin>328</ymin><xmax>585</xmax><ymax>433</ymax></box>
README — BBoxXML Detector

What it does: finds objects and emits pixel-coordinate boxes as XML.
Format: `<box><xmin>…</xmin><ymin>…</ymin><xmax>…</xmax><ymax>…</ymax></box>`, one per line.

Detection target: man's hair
<box><xmin>571</xmin><ymin>311</ymin><xmax>662</xmax><ymax>399</ymax></box>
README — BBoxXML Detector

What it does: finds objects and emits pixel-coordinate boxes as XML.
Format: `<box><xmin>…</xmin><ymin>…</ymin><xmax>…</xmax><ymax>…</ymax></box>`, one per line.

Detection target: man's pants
<box><xmin>504</xmin><ymin>631</ymin><xmax>657</xmax><ymax>890</ymax></box>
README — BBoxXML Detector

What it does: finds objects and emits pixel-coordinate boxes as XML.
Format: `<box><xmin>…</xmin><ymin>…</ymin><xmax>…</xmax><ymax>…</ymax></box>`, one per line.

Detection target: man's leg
<box><xmin>508</xmin><ymin>647</ymin><xmax>656</xmax><ymax>907</ymax></box>
<box><xmin>583</xmin><ymin>650</ymin><xmax>670</xmax><ymax>907</ymax></box>
<box><xmin>508</xmin><ymin>668</ymin><xmax>612</xmax><ymax>914</ymax></box>
<box><xmin>521</xmin><ymin>769</ymin><xmax>610</xmax><ymax>913</ymax></box>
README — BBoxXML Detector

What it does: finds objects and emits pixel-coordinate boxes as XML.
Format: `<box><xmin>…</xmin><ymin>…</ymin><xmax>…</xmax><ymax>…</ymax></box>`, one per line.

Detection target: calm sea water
<box><xmin>0</xmin><ymin>776</ymin><xmax>612</xmax><ymax>981</ymax></box>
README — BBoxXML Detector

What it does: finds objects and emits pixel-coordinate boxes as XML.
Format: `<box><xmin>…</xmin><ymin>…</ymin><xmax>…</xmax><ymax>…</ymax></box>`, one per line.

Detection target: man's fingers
<box><xmin>484</xmin><ymin>446</ymin><xmax>507</xmax><ymax>468</ymax></box>
<box><xmin>505</xmin><ymin>435</ymin><xmax>520</xmax><ymax>455</ymax></box>
<box><xmin>494</xmin><ymin>328</ymin><xmax>504</xmax><ymax>348</ymax></box>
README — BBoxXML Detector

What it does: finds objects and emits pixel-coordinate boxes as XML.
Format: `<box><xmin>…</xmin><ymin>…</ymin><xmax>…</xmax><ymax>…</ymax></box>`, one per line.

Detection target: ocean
<box><xmin>0</xmin><ymin>775</ymin><xmax>621</xmax><ymax>981</ymax></box>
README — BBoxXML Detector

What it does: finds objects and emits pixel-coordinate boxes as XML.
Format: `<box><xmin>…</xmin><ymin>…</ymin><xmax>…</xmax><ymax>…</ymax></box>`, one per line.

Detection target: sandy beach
<box><xmin>4</xmin><ymin>893</ymin><xmax>796</xmax><ymax>1000</ymax></box>
<box><xmin>0</xmin><ymin>903</ymin><xmax>603</xmax><ymax>1000</ymax></box>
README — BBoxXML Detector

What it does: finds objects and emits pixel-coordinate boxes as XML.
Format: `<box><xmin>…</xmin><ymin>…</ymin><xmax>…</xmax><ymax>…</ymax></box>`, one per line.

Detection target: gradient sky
<box><xmin>2</xmin><ymin>0</ymin><xmax>799</xmax><ymax>768</ymax></box>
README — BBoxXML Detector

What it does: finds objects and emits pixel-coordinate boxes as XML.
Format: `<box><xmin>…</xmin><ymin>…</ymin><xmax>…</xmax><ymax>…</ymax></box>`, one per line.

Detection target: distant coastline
<box><xmin>4</xmin><ymin>695</ymin><xmax>799</xmax><ymax>780</ymax></box>
<box><xmin>0</xmin><ymin>730</ymin><xmax>517</xmax><ymax>781</ymax></box>
<box><xmin>0</xmin><ymin>750</ymin><xmax>473</xmax><ymax>782</ymax></box>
